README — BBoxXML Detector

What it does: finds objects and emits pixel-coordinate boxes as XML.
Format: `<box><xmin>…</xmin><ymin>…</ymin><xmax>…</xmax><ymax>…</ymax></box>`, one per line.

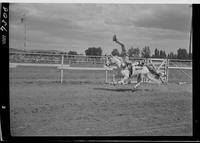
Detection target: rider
<box><xmin>113</xmin><ymin>35</ymin><xmax>163</xmax><ymax>81</ymax></box>
<box><xmin>113</xmin><ymin>35</ymin><xmax>132</xmax><ymax>68</ymax></box>
<box><xmin>113</xmin><ymin>35</ymin><xmax>142</xmax><ymax>77</ymax></box>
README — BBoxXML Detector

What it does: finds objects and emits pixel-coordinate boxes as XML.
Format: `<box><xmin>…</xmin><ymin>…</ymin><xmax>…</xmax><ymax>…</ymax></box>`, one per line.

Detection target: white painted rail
<box><xmin>9</xmin><ymin>52</ymin><xmax>192</xmax><ymax>84</ymax></box>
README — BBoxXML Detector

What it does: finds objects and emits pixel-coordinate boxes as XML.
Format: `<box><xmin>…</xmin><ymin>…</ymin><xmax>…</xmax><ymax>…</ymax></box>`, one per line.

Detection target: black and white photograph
<box><xmin>5</xmin><ymin>1</ymin><xmax>194</xmax><ymax>139</ymax></box>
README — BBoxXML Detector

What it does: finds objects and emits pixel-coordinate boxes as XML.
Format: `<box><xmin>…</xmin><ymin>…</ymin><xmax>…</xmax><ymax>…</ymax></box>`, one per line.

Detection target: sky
<box><xmin>9</xmin><ymin>3</ymin><xmax>192</xmax><ymax>55</ymax></box>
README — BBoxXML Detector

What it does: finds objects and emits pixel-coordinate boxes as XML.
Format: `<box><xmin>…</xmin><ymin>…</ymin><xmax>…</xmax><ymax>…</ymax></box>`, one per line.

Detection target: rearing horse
<box><xmin>105</xmin><ymin>55</ymin><xmax>166</xmax><ymax>89</ymax></box>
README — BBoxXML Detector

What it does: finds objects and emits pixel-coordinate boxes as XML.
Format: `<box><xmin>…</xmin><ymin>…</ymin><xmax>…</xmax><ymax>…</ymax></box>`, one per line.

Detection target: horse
<box><xmin>105</xmin><ymin>55</ymin><xmax>166</xmax><ymax>89</ymax></box>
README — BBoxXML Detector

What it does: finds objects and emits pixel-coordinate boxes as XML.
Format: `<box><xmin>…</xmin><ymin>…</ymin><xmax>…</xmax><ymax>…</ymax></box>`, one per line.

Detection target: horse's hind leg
<box><xmin>133</xmin><ymin>74</ymin><xmax>142</xmax><ymax>89</ymax></box>
<box><xmin>118</xmin><ymin>70</ymin><xmax>129</xmax><ymax>85</ymax></box>
<box><xmin>146</xmin><ymin>73</ymin><xmax>161</xmax><ymax>85</ymax></box>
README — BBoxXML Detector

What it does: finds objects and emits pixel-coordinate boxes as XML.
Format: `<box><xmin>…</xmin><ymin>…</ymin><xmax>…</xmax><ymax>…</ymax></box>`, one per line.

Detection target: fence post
<box><xmin>143</xmin><ymin>58</ymin><xmax>148</xmax><ymax>83</ymax></box>
<box><xmin>106</xmin><ymin>70</ymin><xmax>108</xmax><ymax>83</ymax></box>
<box><xmin>166</xmin><ymin>59</ymin><xmax>169</xmax><ymax>83</ymax></box>
<box><xmin>60</xmin><ymin>55</ymin><xmax>64</xmax><ymax>84</ymax></box>
<box><xmin>113</xmin><ymin>74</ymin><xmax>115</xmax><ymax>82</ymax></box>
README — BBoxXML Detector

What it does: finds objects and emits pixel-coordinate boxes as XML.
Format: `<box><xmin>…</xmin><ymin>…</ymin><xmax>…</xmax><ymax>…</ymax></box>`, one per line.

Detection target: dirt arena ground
<box><xmin>9</xmin><ymin>67</ymin><xmax>192</xmax><ymax>136</ymax></box>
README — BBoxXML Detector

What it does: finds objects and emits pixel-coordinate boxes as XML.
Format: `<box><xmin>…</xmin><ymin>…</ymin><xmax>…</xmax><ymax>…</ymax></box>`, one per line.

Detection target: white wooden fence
<box><xmin>9</xmin><ymin>52</ymin><xmax>192</xmax><ymax>84</ymax></box>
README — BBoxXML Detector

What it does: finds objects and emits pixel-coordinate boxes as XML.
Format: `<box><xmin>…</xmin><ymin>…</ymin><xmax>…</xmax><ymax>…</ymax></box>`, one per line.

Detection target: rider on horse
<box><xmin>113</xmin><ymin>35</ymin><xmax>144</xmax><ymax>77</ymax></box>
<box><xmin>113</xmin><ymin>35</ymin><xmax>132</xmax><ymax>67</ymax></box>
<box><xmin>112</xmin><ymin>34</ymin><xmax>162</xmax><ymax>79</ymax></box>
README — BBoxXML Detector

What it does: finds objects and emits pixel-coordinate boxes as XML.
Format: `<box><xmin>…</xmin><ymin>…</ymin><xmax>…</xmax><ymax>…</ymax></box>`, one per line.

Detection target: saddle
<box><xmin>121</xmin><ymin>62</ymin><xmax>133</xmax><ymax>77</ymax></box>
<box><xmin>127</xmin><ymin>62</ymin><xmax>146</xmax><ymax>77</ymax></box>
<box><xmin>134</xmin><ymin>62</ymin><xmax>144</xmax><ymax>71</ymax></box>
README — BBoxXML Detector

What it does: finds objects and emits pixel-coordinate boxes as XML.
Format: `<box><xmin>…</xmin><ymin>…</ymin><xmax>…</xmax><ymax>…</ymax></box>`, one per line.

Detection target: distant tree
<box><xmin>85</xmin><ymin>47</ymin><xmax>103</xmax><ymax>56</ymax></box>
<box><xmin>152</xmin><ymin>48</ymin><xmax>160</xmax><ymax>58</ymax></box>
<box><xmin>159</xmin><ymin>50</ymin><xmax>166</xmax><ymax>58</ymax></box>
<box><xmin>177</xmin><ymin>48</ymin><xmax>188</xmax><ymax>59</ymax></box>
<box><xmin>163</xmin><ymin>51</ymin><xmax>166</xmax><ymax>58</ymax></box>
<box><xmin>159</xmin><ymin>50</ymin><xmax>162</xmax><ymax>58</ymax></box>
<box><xmin>111</xmin><ymin>49</ymin><xmax>120</xmax><ymax>56</ymax></box>
<box><xmin>67</xmin><ymin>51</ymin><xmax>78</xmax><ymax>63</ymax></box>
<box><xmin>128</xmin><ymin>47</ymin><xmax>140</xmax><ymax>57</ymax></box>
<box><xmin>173</xmin><ymin>54</ymin><xmax>177</xmax><ymax>59</ymax></box>
<box><xmin>68</xmin><ymin>51</ymin><xmax>78</xmax><ymax>55</ymax></box>
<box><xmin>141</xmin><ymin>46</ymin><xmax>151</xmax><ymax>58</ymax></box>
<box><xmin>167</xmin><ymin>52</ymin><xmax>175</xmax><ymax>59</ymax></box>
<box><xmin>96</xmin><ymin>47</ymin><xmax>103</xmax><ymax>56</ymax></box>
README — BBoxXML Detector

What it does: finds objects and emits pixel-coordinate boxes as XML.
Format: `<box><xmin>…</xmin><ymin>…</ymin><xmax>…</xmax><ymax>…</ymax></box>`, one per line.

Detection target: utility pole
<box><xmin>21</xmin><ymin>14</ymin><xmax>26</xmax><ymax>50</ymax></box>
<box><xmin>189</xmin><ymin>5</ymin><xmax>192</xmax><ymax>59</ymax></box>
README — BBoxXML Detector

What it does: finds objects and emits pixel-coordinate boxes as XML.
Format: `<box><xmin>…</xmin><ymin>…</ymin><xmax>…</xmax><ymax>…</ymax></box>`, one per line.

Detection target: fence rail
<box><xmin>9</xmin><ymin>52</ymin><xmax>192</xmax><ymax>64</ymax></box>
<box><xmin>9</xmin><ymin>52</ymin><xmax>192</xmax><ymax>84</ymax></box>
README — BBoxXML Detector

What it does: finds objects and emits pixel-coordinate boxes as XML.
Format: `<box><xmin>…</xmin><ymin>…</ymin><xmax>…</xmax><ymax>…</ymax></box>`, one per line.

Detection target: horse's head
<box><xmin>105</xmin><ymin>55</ymin><xmax>122</xmax><ymax>68</ymax></box>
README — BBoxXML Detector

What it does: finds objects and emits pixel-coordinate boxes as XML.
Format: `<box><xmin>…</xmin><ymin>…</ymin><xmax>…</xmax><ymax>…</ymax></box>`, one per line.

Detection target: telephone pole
<box><xmin>21</xmin><ymin>14</ymin><xmax>26</xmax><ymax>50</ymax></box>
<box><xmin>189</xmin><ymin>5</ymin><xmax>192</xmax><ymax>59</ymax></box>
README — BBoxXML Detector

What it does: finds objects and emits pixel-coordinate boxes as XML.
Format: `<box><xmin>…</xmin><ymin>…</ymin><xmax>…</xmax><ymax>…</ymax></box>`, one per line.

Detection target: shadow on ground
<box><xmin>93</xmin><ymin>87</ymin><xmax>152</xmax><ymax>92</ymax></box>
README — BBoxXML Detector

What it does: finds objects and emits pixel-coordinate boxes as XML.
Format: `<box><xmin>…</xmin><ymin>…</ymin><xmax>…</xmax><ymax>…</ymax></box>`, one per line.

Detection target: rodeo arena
<box><xmin>9</xmin><ymin>46</ymin><xmax>193</xmax><ymax>136</ymax></box>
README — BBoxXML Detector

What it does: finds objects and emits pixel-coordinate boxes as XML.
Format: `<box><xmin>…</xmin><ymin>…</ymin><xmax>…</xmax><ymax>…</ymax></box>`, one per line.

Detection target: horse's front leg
<box><xmin>118</xmin><ymin>70</ymin><xmax>129</xmax><ymax>85</ymax></box>
<box><xmin>159</xmin><ymin>76</ymin><xmax>168</xmax><ymax>85</ymax></box>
